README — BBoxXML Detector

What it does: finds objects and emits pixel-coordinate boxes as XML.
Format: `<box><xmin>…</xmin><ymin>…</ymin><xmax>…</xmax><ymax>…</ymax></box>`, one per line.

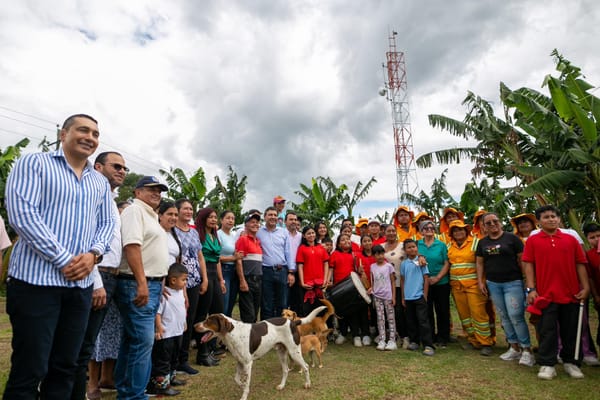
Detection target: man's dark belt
<box><xmin>98</xmin><ymin>266</ymin><xmax>119</xmax><ymax>275</ymax></box>
<box><xmin>117</xmin><ymin>274</ymin><xmax>165</xmax><ymax>282</ymax></box>
<box><xmin>263</xmin><ymin>264</ymin><xmax>287</xmax><ymax>271</ymax></box>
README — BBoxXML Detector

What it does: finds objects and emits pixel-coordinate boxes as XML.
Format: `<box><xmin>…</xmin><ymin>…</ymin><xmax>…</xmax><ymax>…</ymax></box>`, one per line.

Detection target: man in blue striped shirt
<box><xmin>4</xmin><ymin>114</ymin><xmax>115</xmax><ymax>400</ymax></box>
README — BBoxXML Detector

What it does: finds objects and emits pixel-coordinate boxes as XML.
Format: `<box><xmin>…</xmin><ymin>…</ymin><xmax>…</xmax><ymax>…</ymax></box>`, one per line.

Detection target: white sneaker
<box><xmin>353</xmin><ymin>336</ymin><xmax>363</xmax><ymax>347</ymax></box>
<box><xmin>537</xmin><ymin>366</ymin><xmax>557</xmax><ymax>380</ymax></box>
<box><xmin>563</xmin><ymin>363</ymin><xmax>584</xmax><ymax>379</ymax></box>
<box><xmin>362</xmin><ymin>336</ymin><xmax>372</xmax><ymax>346</ymax></box>
<box><xmin>518</xmin><ymin>351</ymin><xmax>535</xmax><ymax>367</ymax></box>
<box><xmin>499</xmin><ymin>347</ymin><xmax>522</xmax><ymax>361</ymax></box>
<box><xmin>583</xmin><ymin>355</ymin><xmax>600</xmax><ymax>366</ymax></box>
<box><xmin>384</xmin><ymin>340</ymin><xmax>397</xmax><ymax>351</ymax></box>
<box><xmin>376</xmin><ymin>341</ymin><xmax>386</xmax><ymax>351</ymax></box>
<box><xmin>402</xmin><ymin>337</ymin><xmax>410</xmax><ymax>350</ymax></box>
<box><xmin>335</xmin><ymin>335</ymin><xmax>346</xmax><ymax>345</ymax></box>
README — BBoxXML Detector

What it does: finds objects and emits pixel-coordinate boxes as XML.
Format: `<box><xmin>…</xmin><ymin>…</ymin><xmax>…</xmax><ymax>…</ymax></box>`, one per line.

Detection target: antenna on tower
<box><xmin>379</xmin><ymin>29</ymin><xmax>419</xmax><ymax>206</ymax></box>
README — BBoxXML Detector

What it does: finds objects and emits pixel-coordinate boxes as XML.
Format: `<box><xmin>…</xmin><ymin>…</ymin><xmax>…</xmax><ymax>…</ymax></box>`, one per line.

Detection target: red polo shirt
<box><xmin>296</xmin><ymin>244</ymin><xmax>329</xmax><ymax>284</ymax></box>
<box><xmin>522</xmin><ymin>229</ymin><xmax>587</xmax><ymax>304</ymax></box>
<box><xmin>329</xmin><ymin>250</ymin><xmax>355</xmax><ymax>284</ymax></box>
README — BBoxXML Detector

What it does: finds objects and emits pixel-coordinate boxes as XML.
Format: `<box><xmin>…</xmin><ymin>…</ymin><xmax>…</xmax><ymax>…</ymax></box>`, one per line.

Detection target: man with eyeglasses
<box><xmin>71</xmin><ymin>151</ymin><xmax>128</xmax><ymax>400</ymax></box>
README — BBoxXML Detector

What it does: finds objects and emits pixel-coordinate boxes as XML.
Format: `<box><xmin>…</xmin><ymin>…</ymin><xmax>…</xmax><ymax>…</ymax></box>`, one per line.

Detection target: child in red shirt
<box><xmin>296</xmin><ymin>226</ymin><xmax>329</xmax><ymax>316</ymax></box>
<box><xmin>523</xmin><ymin>205</ymin><xmax>589</xmax><ymax>380</ymax></box>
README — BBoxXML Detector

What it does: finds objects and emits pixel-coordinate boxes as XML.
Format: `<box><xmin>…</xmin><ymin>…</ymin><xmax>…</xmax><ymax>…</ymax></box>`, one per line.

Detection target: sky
<box><xmin>1</xmin><ymin>0</ymin><xmax>599</xmax><ymax>220</ymax></box>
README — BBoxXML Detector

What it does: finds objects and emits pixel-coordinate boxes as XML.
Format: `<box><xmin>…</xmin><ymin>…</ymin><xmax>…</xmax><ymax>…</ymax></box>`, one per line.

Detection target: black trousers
<box><xmin>405</xmin><ymin>296</ymin><xmax>433</xmax><ymax>347</ymax></box>
<box><xmin>4</xmin><ymin>279</ymin><xmax>93</xmax><ymax>400</ymax></box>
<box><xmin>537</xmin><ymin>302</ymin><xmax>581</xmax><ymax>366</ymax></box>
<box><xmin>427</xmin><ymin>283</ymin><xmax>451</xmax><ymax>344</ymax></box>
<box><xmin>194</xmin><ymin>265</ymin><xmax>224</xmax><ymax>358</ymax></box>
<box><xmin>239</xmin><ymin>275</ymin><xmax>262</xmax><ymax>323</ymax></box>
<box><xmin>152</xmin><ymin>336</ymin><xmax>182</xmax><ymax>377</ymax></box>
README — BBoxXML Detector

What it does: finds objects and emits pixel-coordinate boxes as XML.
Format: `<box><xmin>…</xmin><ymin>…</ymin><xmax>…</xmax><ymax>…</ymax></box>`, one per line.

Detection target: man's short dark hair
<box><xmin>285</xmin><ymin>211</ymin><xmax>297</xmax><ymax>221</ymax></box>
<box><xmin>534</xmin><ymin>205</ymin><xmax>560</xmax><ymax>220</ymax></box>
<box><xmin>94</xmin><ymin>151</ymin><xmax>122</xmax><ymax>165</ymax></box>
<box><xmin>264</xmin><ymin>206</ymin><xmax>277</xmax><ymax>215</ymax></box>
<box><xmin>168</xmin><ymin>263</ymin><xmax>188</xmax><ymax>278</ymax></box>
<box><xmin>62</xmin><ymin>114</ymin><xmax>98</xmax><ymax>130</ymax></box>
<box><xmin>583</xmin><ymin>223</ymin><xmax>600</xmax><ymax>237</ymax></box>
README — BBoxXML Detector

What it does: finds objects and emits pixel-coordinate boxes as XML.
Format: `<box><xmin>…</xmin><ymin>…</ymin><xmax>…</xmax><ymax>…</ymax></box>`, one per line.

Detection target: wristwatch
<box><xmin>525</xmin><ymin>287</ymin><xmax>536</xmax><ymax>294</ymax></box>
<box><xmin>90</xmin><ymin>249</ymin><xmax>103</xmax><ymax>265</ymax></box>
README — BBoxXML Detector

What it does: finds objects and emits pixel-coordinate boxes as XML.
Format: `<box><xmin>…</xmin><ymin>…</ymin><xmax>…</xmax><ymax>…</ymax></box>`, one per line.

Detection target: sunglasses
<box><xmin>107</xmin><ymin>163</ymin><xmax>130</xmax><ymax>172</ymax></box>
<box><xmin>422</xmin><ymin>226</ymin><xmax>435</xmax><ymax>231</ymax></box>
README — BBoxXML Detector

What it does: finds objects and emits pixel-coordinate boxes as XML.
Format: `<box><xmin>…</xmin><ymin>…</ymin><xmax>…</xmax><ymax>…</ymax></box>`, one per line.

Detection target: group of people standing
<box><xmin>1</xmin><ymin>113</ymin><xmax>597</xmax><ymax>400</ymax></box>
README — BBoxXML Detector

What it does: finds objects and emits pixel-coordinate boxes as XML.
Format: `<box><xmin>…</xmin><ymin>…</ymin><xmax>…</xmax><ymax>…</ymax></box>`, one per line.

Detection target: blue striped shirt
<box><xmin>5</xmin><ymin>149</ymin><xmax>115</xmax><ymax>288</ymax></box>
<box><xmin>256</xmin><ymin>226</ymin><xmax>295</xmax><ymax>271</ymax></box>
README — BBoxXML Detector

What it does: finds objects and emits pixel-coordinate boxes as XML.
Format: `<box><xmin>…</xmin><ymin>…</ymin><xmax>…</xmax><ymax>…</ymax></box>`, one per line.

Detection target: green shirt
<box><xmin>202</xmin><ymin>233</ymin><xmax>222</xmax><ymax>263</ymax></box>
<box><xmin>417</xmin><ymin>238</ymin><xmax>449</xmax><ymax>285</ymax></box>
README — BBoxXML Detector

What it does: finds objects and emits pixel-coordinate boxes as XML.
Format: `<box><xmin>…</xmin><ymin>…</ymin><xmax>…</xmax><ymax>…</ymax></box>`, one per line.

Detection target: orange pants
<box><xmin>450</xmin><ymin>279</ymin><xmax>494</xmax><ymax>347</ymax></box>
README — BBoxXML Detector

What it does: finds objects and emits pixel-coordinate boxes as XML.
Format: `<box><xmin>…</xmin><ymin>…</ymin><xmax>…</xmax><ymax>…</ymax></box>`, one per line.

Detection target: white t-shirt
<box><xmin>157</xmin><ymin>286</ymin><xmax>186</xmax><ymax>339</ymax></box>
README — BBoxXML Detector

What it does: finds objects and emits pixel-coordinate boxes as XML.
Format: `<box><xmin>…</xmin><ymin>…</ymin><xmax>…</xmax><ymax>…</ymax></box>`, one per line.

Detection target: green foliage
<box><xmin>401</xmin><ymin>169</ymin><xmax>457</xmax><ymax>220</ymax></box>
<box><xmin>115</xmin><ymin>172</ymin><xmax>144</xmax><ymax>203</ymax></box>
<box><xmin>206</xmin><ymin>166</ymin><xmax>248</xmax><ymax>224</ymax></box>
<box><xmin>0</xmin><ymin>138</ymin><xmax>30</xmax><ymax>234</ymax></box>
<box><xmin>290</xmin><ymin>177</ymin><xmax>348</xmax><ymax>230</ymax></box>
<box><xmin>419</xmin><ymin>50</ymin><xmax>600</xmax><ymax>231</ymax></box>
<box><xmin>159</xmin><ymin>167</ymin><xmax>207</xmax><ymax>212</ymax></box>
<box><xmin>340</xmin><ymin>177</ymin><xmax>377</xmax><ymax>219</ymax></box>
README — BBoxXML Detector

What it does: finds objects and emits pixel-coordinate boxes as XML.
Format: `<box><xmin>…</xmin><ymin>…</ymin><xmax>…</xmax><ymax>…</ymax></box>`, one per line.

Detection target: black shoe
<box><xmin>170</xmin><ymin>378</ymin><xmax>186</xmax><ymax>386</ymax></box>
<box><xmin>212</xmin><ymin>347</ymin><xmax>226</xmax><ymax>356</ymax></box>
<box><xmin>146</xmin><ymin>386</ymin><xmax>181</xmax><ymax>396</ymax></box>
<box><xmin>196</xmin><ymin>356</ymin><xmax>219</xmax><ymax>367</ymax></box>
<box><xmin>176</xmin><ymin>363</ymin><xmax>199</xmax><ymax>375</ymax></box>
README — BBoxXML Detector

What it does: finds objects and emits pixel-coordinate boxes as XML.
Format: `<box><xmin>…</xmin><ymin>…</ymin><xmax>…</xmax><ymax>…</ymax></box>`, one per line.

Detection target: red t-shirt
<box><xmin>522</xmin><ymin>229</ymin><xmax>587</xmax><ymax>304</ymax></box>
<box><xmin>355</xmin><ymin>252</ymin><xmax>376</xmax><ymax>285</ymax></box>
<box><xmin>372</xmin><ymin>236</ymin><xmax>386</xmax><ymax>246</ymax></box>
<box><xmin>296</xmin><ymin>244</ymin><xmax>329</xmax><ymax>284</ymax></box>
<box><xmin>586</xmin><ymin>248</ymin><xmax>600</xmax><ymax>296</ymax></box>
<box><xmin>329</xmin><ymin>250</ymin><xmax>355</xmax><ymax>284</ymax></box>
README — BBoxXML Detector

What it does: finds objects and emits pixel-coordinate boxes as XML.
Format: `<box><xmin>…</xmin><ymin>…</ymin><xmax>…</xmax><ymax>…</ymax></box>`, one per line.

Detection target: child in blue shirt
<box><xmin>400</xmin><ymin>239</ymin><xmax>435</xmax><ymax>356</ymax></box>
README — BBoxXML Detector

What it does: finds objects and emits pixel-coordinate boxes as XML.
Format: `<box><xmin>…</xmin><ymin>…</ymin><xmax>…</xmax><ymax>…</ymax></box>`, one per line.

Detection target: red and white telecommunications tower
<box><xmin>380</xmin><ymin>30</ymin><xmax>419</xmax><ymax>205</ymax></box>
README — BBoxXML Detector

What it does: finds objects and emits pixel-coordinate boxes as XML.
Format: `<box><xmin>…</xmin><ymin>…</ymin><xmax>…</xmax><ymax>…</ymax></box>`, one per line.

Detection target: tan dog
<box><xmin>282</xmin><ymin>298</ymin><xmax>336</xmax><ymax>336</ymax></box>
<box><xmin>300</xmin><ymin>329</ymin><xmax>333</xmax><ymax>371</ymax></box>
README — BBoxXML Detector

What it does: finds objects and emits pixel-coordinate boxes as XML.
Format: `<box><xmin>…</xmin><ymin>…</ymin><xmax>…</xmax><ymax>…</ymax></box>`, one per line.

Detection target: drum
<box><xmin>325</xmin><ymin>271</ymin><xmax>371</xmax><ymax>316</ymax></box>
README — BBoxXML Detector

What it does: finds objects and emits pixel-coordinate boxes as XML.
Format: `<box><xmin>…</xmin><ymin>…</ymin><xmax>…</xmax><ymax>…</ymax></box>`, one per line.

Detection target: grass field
<box><xmin>0</xmin><ymin>299</ymin><xmax>598</xmax><ymax>400</ymax></box>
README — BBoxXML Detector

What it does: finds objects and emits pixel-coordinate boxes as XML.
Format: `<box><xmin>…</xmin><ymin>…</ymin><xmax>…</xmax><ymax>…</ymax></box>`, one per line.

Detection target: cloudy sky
<box><xmin>1</xmin><ymin>0</ymin><xmax>599</xmax><ymax>220</ymax></box>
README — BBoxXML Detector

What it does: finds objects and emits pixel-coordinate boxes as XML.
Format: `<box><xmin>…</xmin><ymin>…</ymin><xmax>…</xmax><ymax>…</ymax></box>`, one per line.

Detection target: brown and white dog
<box><xmin>281</xmin><ymin>298</ymin><xmax>336</xmax><ymax>337</ymax></box>
<box><xmin>195</xmin><ymin>306</ymin><xmax>327</xmax><ymax>400</ymax></box>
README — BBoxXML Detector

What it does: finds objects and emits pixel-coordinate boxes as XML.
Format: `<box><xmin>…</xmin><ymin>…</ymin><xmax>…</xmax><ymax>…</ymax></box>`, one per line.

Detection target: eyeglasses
<box><xmin>484</xmin><ymin>220</ymin><xmax>501</xmax><ymax>226</ymax></box>
<box><xmin>422</xmin><ymin>226</ymin><xmax>435</xmax><ymax>231</ymax></box>
<box><xmin>107</xmin><ymin>163</ymin><xmax>130</xmax><ymax>172</ymax></box>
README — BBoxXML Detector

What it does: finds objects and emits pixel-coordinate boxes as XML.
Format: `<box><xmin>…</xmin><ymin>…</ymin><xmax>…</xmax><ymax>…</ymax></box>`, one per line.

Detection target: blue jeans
<box><xmin>222</xmin><ymin>263</ymin><xmax>238</xmax><ymax>317</ymax></box>
<box><xmin>3</xmin><ymin>279</ymin><xmax>93</xmax><ymax>400</ymax></box>
<box><xmin>261</xmin><ymin>266</ymin><xmax>288</xmax><ymax>319</ymax></box>
<box><xmin>115</xmin><ymin>279</ymin><xmax>162</xmax><ymax>400</ymax></box>
<box><xmin>486</xmin><ymin>279</ymin><xmax>531</xmax><ymax>348</ymax></box>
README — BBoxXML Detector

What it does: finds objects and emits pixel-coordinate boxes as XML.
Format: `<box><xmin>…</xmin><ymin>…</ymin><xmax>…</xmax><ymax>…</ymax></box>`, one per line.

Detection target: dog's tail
<box><xmin>318</xmin><ymin>298</ymin><xmax>339</xmax><ymax>321</ymax></box>
<box><xmin>298</xmin><ymin>305</ymin><xmax>327</xmax><ymax>326</ymax></box>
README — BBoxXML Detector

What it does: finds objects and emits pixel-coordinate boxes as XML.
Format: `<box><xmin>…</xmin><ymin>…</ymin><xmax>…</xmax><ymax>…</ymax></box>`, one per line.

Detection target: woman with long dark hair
<box><xmin>194</xmin><ymin>208</ymin><xmax>226</xmax><ymax>366</ymax></box>
<box><xmin>296</xmin><ymin>226</ymin><xmax>329</xmax><ymax>316</ymax></box>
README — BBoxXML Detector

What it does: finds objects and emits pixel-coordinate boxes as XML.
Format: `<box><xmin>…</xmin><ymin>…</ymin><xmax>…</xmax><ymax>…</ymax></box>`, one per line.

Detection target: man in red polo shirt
<box><xmin>523</xmin><ymin>205</ymin><xmax>589</xmax><ymax>380</ymax></box>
